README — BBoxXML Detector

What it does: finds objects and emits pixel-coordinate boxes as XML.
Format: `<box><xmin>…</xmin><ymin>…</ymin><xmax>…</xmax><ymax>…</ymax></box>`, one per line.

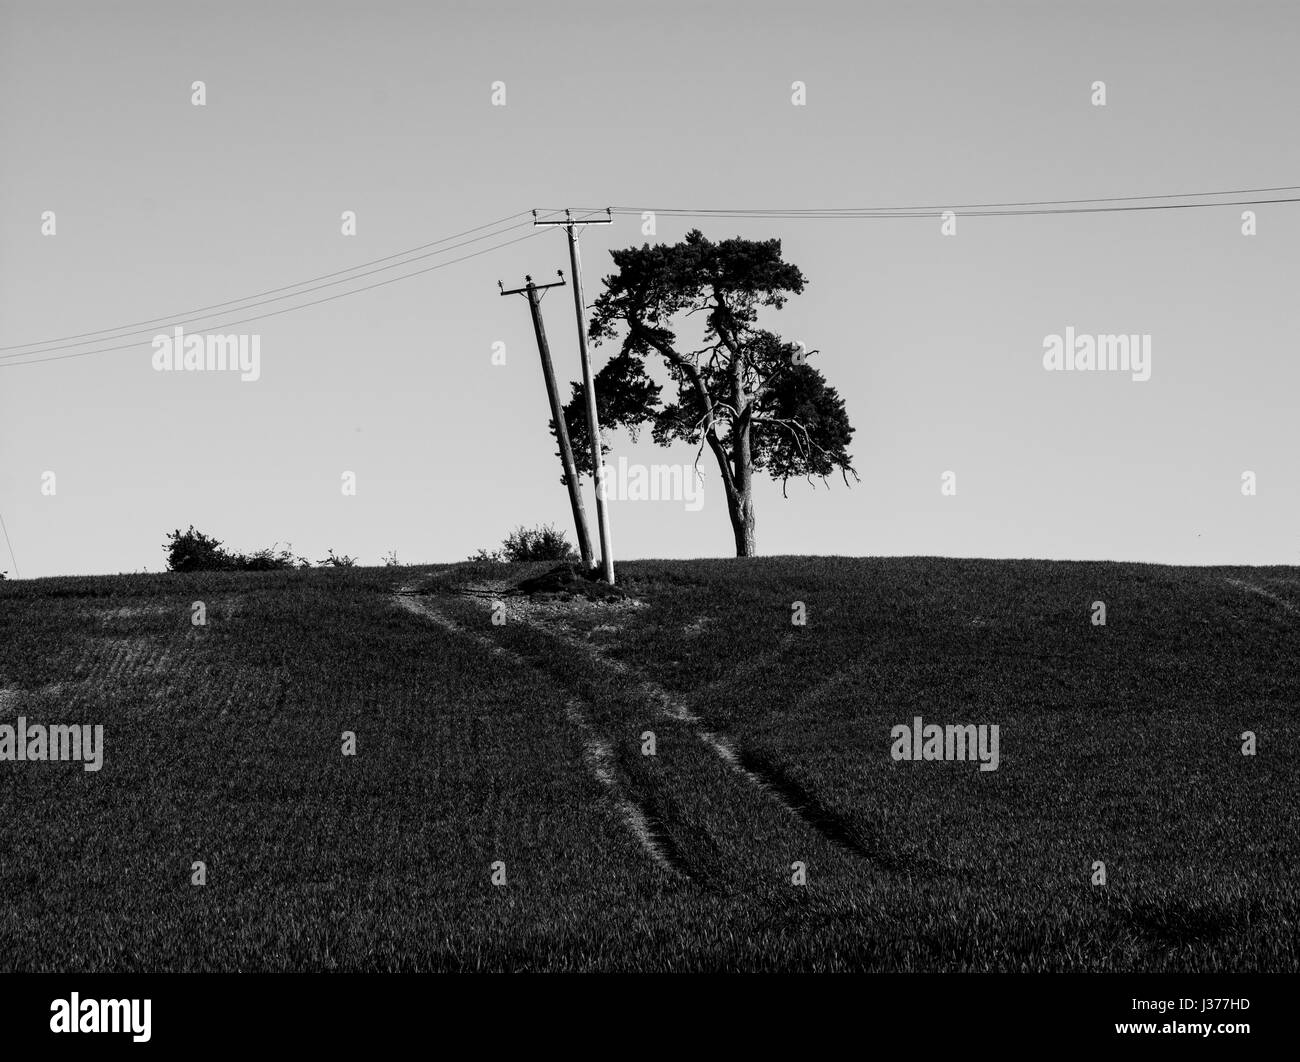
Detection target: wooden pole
<box><xmin>534</xmin><ymin>209</ymin><xmax>615</xmax><ymax>583</ymax></box>
<box><xmin>499</xmin><ymin>271</ymin><xmax>594</xmax><ymax>569</ymax></box>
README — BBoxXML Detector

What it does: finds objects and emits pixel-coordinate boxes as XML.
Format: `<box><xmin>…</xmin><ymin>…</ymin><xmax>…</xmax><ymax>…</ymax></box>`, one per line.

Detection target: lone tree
<box><xmin>558</xmin><ymin>229</ymin><xmax>857</xmax><ymax>556</ymax></box>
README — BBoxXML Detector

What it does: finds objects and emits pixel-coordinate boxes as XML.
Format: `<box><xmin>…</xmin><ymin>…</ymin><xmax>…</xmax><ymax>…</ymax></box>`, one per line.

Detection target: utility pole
<box><xmin>534</xmin><ymin>208</ymin><xmax>615</xmax><ymax>583</ymax></box>
<box><xmin>499</xmin><ymin>270</ymin><xmax>594</xmax><ymax>570</ymax></box>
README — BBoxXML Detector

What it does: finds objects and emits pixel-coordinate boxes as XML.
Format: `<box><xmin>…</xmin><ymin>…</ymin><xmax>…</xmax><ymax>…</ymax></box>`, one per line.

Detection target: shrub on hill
<box><xmin>244</xmin><ymin>544</ymin><xmax>311</xmax><ymax>571</ymax></box>
<box><xmin>164</xmin><ymin>526</ymin><xmax>233</xmax><ymax>572</ymax></box>
<box><xmin>469</xmin><ymin>524</ymin><xmax>577</xmax><ymax>564</ymax></box>
<box><xmin>163</xmin><ymin>526</ymin><xmax>310</xmax><ymax>572</ymax></box>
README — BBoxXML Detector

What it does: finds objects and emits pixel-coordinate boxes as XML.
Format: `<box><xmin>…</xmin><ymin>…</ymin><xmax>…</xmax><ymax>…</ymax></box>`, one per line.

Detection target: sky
<box><xmin>1</xmin><ymin>0</ymin><xmax>1298</xmax><ymax>578</ymax></box>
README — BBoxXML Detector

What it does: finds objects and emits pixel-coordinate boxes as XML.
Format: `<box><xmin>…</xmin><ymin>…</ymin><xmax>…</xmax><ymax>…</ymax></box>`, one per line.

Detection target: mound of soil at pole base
<box><xmin>514</xmin><ymin>564</ymin><xmax>627</xmax><ymax>602</ymax></box>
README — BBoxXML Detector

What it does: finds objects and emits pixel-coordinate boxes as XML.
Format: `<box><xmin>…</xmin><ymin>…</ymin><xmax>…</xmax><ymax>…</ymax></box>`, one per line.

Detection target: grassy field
<box><xmin>0</xmin><ymin>557</ymin><xmax>1296</xmax><ymax>971</ymax></box>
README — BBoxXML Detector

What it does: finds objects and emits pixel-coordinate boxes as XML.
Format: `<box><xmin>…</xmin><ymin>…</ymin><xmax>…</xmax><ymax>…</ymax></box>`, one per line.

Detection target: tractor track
<box><xmin>394</xmin><ymin>591</ymin><xmax>693</xmax><ymax>879</ymax></box>
<box><xmin>465</xmin><ymin>595</ymin><xmax>884</xmax><ymax>868</ymax></box>
<box><xmin>1223</xmin><ymin>576</ymin><xmax>1298</xmax><ymax>615</ymax></box>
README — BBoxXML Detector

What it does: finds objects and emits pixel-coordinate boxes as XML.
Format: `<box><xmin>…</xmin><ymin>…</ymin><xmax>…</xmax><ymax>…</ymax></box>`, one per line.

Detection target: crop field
<box><xmin>0</xmin><ymin>558</ymin><xmax>1296</xmax><ymax>971</ymax></box>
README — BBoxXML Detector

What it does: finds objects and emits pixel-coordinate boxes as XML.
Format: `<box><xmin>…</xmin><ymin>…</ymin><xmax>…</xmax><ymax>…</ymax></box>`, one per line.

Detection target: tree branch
<box><xmin>628</xmin><ymin>315</ymin><xmax>738</xmax><ymax>498</ymax></box>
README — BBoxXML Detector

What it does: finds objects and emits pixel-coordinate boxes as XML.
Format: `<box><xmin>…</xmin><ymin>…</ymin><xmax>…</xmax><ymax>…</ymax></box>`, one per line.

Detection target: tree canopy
<box><xmin>555</xmin><ymin>229</ymin><xmax>857</xmax><ymax>554</ymax></box>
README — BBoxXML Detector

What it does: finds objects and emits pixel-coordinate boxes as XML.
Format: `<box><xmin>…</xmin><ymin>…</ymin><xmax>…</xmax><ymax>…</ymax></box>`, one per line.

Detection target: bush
<box><xmin>469</xmin><ymin>524</ymin><xmax>577</xmax><ymax>564</ymax></box>
<box><xmin>245</xmin><ymin>544</ymin><xmax>311</xmax><ymax>571</ymax></box>
<box><xmin>164</xmin><ymin>527</ymin><xmax>310</xmax><ymax>572</ymax></box>
<box><xmin>164</xmin><ymin>526</ymin><xmax>234</xmax><ymax>572</ymax></box>
<box><xmin>318</xmin><ymin>549</ymin><xmax>357</xmax><ymax>568</ymax></box>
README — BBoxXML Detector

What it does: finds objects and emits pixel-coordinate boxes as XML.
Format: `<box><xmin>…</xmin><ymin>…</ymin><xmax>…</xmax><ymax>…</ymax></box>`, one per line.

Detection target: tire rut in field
<box><xmin>1223</xmin><ymin>576</ymin><xmax>1298</xmax><ymax>615</ymax></box>
<box><xmin>500</xmin><ymin>609</ymin><xmax>890</xmax><ymax>870</ymax></box>
<box><xmin>393</xmin><ymin>593</ymin><xmax>693</xmax><ymax>879</ymax></box>
<box><xmin>730</xmin><ymin>749</ymin><xmax>906</xmax><ymax>868</ymax></box>
<box><xmin>687</xmin><ymin>633</ymin><xmax>796</xmax><ymax>701</ymax></box>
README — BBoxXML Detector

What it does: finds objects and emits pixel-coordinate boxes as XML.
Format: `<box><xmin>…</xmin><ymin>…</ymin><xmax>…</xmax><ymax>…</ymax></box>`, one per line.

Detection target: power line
<box><xmin>0</xmin><ymin>509</ymin><xmax>18</xmax><ymax>579</ymax></box>
<box><xmin>599</xmin><ymin>183</ymin><xmax>1300</xmax><ymax>216</ymax></box>
<box><xmin>605</xmin><ymin>189</ymin><xmax>1300</xmax><ymax>220</ymax></box>
<box><xmin>6</xmin><ymin>184</ymin><xmax>1296</xmax><ymax>368</ymax></box>
<box><xmin>0</xmin><ymin>215</ymin><xmax>564</xmax><ymax>360</ymax></box>
<box><xmin>0</xmin><ymin>228</ymin><xmax>548</xmax><ymax>369</ymax></box>
<box><xmin>612</xmin><ymin>199</ymin><xmax>1300</xmax><ymax>219</ymax></box>
<box><xmin>0</xmin><ymin>210</ymin><xmax>542</xmax><ymax>353</ymax></box>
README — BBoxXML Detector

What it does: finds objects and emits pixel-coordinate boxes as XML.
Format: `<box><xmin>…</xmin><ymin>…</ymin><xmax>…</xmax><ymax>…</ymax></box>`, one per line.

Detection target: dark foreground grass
<box><xmin>0</xmin><ymin>558</ymin><xmax>1295</xmax><ymax>970</ymax></box>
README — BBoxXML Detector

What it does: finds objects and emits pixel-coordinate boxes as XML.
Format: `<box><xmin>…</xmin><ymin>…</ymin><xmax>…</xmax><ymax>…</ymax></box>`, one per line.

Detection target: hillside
<box><xmin>0</xmin><ymin>557</ymin><xmax>1296</xmax><ymax>971</ymax></box>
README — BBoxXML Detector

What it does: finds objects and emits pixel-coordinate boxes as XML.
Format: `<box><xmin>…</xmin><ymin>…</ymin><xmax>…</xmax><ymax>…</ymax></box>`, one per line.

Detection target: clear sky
<box><xmin>2</xmin><ymin>0</ymin><xmax>1297</xmax><ymax>578</ymax></box>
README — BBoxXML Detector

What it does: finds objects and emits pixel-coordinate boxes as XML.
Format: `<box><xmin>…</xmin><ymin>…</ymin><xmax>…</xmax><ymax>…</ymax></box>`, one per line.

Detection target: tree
<box><xmin>557</xmin><ymin>229</ymin><xmax>857</xmax><ymax>556</ymax></box>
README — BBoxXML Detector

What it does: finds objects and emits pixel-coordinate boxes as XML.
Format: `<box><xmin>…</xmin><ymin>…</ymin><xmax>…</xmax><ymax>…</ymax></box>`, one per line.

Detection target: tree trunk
<box><xmin>725</xmin><ymin>352</ymin><xmax>758</xmax><ymax>557</ymax></box>
<box><xmin>729</xmin><ymin>397</ymin><xmax>756</xmax><ymax>557</ymax></box>
<box><xmin>729</xmin><ymin>490</ymin><xmax>756</xmax><ymax>556</ymax></box>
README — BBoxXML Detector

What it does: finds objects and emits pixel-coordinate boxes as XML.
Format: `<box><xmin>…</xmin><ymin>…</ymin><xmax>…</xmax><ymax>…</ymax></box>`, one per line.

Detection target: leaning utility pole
<box><xmin>533</xmin><ymin>208</ymin><xmax>615</xmax><ymax>583</ymax></box>
<box><xmin>499</xmin><ymin>270</ymin><xmax>594</xmax><ymax>570</ymax></box>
